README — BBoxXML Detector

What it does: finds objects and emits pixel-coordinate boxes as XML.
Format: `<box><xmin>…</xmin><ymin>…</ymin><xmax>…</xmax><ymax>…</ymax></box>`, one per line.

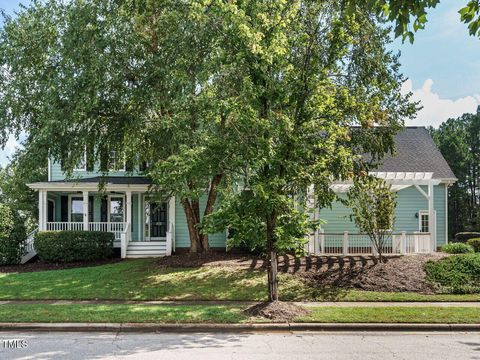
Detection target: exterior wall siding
<box><xmin>319</xmin><ymin>184</ymin><xmax>447</xmax><ymax>247</ymax></box>
<box><xmin>174</xmin><ymin>196</ymin><xmax>227</xmax><ymax>249</ymax></box>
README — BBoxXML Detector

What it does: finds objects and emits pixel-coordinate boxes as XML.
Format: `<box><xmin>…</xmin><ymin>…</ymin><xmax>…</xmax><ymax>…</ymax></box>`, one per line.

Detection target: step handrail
<box><xmin>22</xmin><ymin>228</ymin><xmax>38</xmax><ymax>255</ymax></box>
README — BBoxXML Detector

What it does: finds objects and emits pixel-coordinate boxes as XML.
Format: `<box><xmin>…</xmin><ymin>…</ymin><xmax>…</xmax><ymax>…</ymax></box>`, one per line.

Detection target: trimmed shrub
<box><xmin>34</xmin><ymin>231</ymin><xmax>114</xmax><ymax>263</ymax></box>
<box><xmin>454</xmin><ymin>232</ymin><xmax>480</xmax><ymax>243</ymax></box>
<box><xmin>467</xmin><ymin>238</ymin><xmax>480</xmax><ymax>252</ymax></box>
<box><xmin>441</xmin><ymin>242</ymin><xmax>474</xmax><ymax>254</ymax></box>
<box><xmin>0</xmin><ymin>204</ymin><xmax>26</xmax><ymax>265</ymax></box>
<box><xmin>425</xmin><ymin>254</ymin><xmax>480</xmax><ymax>294</ymax></box>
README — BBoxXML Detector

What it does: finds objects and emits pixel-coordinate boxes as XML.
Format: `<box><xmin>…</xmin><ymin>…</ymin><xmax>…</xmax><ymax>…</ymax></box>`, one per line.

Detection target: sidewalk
<box><xmin>0</xmin><ymin>300</ymin><xmax>479</xmax><ymax>307</ymax></box>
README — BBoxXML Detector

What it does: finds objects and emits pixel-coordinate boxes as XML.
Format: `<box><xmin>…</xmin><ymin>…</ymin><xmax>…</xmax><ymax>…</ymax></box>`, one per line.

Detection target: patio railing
<box><xmin>46</xmin><ymin>222</ymin><xmax>127</xmax><ymax>241</ymax></box>
<box><xmin>306</xmin><ymin>231</ymin><xmax>432</xmax><ymax>255</ymax></box>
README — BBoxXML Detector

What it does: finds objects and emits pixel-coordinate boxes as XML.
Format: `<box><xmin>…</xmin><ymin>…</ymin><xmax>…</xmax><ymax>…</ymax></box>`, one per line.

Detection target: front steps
<box><xmin>20</xmin><ymin>249</ymin><xmax>37</xmax><ymax>264</ymax></box>
<box><xmin>126</xmin><ymin>241</ymin><xmax>168</xmax><ymax>258</ymax></box>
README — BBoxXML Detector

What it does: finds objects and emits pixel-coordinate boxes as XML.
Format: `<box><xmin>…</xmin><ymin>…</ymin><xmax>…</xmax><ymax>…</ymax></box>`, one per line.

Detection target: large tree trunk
<box><xmin>181</xmin><ymin>198</ymin><xmax>202</xmax><ymax>253</ymax></box>
<box><xmin>266</xmin><ymin>213</ymin><xmax>278</xmax><ymax>302</ymax></box>
<box><xmin>181</xmin><ymin>173</ymin><xmax>223</xmax><ymax>253</ymax></box>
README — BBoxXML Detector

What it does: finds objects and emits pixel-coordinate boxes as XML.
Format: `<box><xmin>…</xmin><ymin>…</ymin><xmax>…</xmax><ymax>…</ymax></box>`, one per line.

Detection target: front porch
<box><xmin>29</xmin><ymin>178</ymin><xmax>175</xmax><ymax>258</ymax></box>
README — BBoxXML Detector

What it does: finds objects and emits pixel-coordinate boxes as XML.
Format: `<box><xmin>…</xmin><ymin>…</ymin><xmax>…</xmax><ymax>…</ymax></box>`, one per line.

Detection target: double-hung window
<box><xmin>109</xmin><ymin>151</ymin><xmax>126</xmax><ymax>171</ymax></box>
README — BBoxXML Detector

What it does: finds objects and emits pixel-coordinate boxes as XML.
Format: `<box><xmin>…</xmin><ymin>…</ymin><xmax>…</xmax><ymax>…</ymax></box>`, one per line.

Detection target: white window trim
<box><xmin>143</xmin><ymin>194</ymin><xmax>168</xmax><ymax>241</ymax></box>
<box><xmin>418</xmin><ymin>210</ymin><xmax>436</xmax><ymax>233</ymax></box>
<box><xmin>74</xmin><ymin>149</ymin><xmax>87</xmax><ymax>171</ymax></box>
<box><xmin>68</xmin><ymin>194</ymin><xmax>85</xmax><ymax>223</ymax></box>
<box><xmin>108</xmin><ymin>194</ymin><xmax>126</xmax><ymax>224</ymax></box>
<box><xmin>109</xmin><ymin>151</ymin><xmax>126</xmax><ymax>172</ymax></box>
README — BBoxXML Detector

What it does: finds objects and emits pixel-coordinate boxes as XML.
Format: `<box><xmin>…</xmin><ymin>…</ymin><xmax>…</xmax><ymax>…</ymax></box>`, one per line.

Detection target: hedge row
<box><xmin>425</xmin><ymin>253</ymin><xmax>480</xmax><ymax>294</ymax></box>
<box><xmin>34</xmin><ymin>231</ymin><xmax>114</xmax><ymax>263</ymax></box>
<box><xmin>467</xmin><ymin>238</ymin><xmax>480</xmax><ymax>252</ymax></box>
<box><xmin>441</xmin><ymin>242</ymin><xmax>474</xmax><ymax>254</ymax></box>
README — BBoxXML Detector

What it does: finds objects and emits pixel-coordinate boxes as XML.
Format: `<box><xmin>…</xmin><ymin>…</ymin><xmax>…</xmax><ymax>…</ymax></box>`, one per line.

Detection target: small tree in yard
<box><xmin>348</xmin><ymin>176</ymin><xmax>397</xmax><ymax>262</ymax></box>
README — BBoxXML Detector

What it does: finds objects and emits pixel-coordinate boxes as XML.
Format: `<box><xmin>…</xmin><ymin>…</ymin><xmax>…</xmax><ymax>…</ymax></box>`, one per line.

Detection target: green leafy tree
<box><xmin>203</xmin><ymin>1</ymin><xmax>414</xmax><ymax>300</ymax></box>
<box><xmin>0</xmin><ymin>148</ymin><xmax>48</xmax><ymax>230</ymax></box>
<box><xmin>0</xmin><ymin>0</ymin><xmax>255</xmax><ymax>253</ymax></box>
<box><xmin>348</xmin><ymin>176</ymin><xmax>397</xmax><ymax>262</ymax></box>
<box><xmin>0</xmin><ymin>203</ymin><xmax>27</xmax><ymax>265</ymax></box>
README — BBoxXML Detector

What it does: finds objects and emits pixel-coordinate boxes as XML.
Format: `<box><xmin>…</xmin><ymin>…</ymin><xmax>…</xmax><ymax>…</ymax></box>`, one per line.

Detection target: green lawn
<box><xmin>0</xmin><ymin>304</ymin><xmax>247</xmax><ymax>323</ymax></box>
<box><xmin>1</xmin><ymin>259</ymin><xmax>479</xmax><ymax>302</ymax></box>
<box><xmin>299</xmin><ymin>306</ymin><xmax>480</xmax><ymax>324</ymax></box>
<box><xmin>0</xmin><ymin>304</ymin><xmax>478</xmax><ymax>324</ymax></box>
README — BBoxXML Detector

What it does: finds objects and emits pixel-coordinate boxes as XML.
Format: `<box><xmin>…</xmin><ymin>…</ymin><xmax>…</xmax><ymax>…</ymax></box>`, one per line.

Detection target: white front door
<box><xmin>145</xmin><ymin>200</ymin><xmax>168</xmax><ymax>241</ymax></box>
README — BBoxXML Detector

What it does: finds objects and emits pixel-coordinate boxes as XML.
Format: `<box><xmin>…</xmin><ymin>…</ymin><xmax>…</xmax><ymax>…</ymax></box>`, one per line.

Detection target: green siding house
<box><xmin>26</xmin><ymin>127</ymin><xmax>455</xmax><ymax>258</ymax></box>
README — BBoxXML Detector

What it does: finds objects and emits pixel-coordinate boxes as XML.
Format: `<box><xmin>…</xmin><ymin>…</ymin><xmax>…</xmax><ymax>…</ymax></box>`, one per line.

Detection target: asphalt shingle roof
<box><xmin>373</xmin><ymin>127</ymin><xmax>456</xmax><ymax>180</ymax></box>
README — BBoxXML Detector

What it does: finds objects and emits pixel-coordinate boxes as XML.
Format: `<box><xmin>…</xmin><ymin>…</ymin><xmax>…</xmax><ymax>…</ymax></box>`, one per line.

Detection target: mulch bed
<box><xmin>244</xmin><ymin>301</ymin><xmax>311</xmax><ymax>322</ymax></box>
<box><xmin>0</xmin><ymin>258</ymin><xmax>123</xmax><ymax>273</ymax></box>
<box><xmin>289</xmin><ymin>253</ymin><xmax>447</xmax><ymax>294</ymax></box>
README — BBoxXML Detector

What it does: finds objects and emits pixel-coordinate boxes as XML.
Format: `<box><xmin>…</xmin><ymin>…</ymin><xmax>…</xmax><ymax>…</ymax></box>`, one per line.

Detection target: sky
<box><xmin>0</xmin><ymin>0</ymin><xmax>479</xmax><ymax>167</ymax></box>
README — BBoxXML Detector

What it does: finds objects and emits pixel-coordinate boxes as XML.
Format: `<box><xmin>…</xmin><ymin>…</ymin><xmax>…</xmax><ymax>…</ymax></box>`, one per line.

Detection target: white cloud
<box><xmin>402</xmin><ymin>78</ymin><xmax>480</xmax><ymax>128</ymax></box>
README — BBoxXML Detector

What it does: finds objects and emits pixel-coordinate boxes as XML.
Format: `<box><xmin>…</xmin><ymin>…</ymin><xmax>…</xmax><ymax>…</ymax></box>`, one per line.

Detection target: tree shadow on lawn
<box><xmin>277</xmin><ymin>255</ymin><xmax>383</xmax><ymax>301</ymax></box>
<box><xmin>153</xmin><ymin>253</ymin><xmax>392</xmax><ymax>301</ymax></box>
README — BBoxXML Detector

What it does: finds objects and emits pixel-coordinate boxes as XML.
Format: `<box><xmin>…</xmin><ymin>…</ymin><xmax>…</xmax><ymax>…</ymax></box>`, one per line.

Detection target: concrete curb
<box><xmin>0</xmin><ymin>322</ymin><xmax>479</xmax><ymax>333</ymax></box>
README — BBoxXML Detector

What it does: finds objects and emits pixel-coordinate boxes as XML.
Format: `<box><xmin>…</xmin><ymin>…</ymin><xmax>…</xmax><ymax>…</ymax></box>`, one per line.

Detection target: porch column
<box><xmin>82</xmin><ymin>190</ymin><xmax>89</xmax><ymax>231</ymax></box>
<box><xmin>428</xmin><ymin>182</ymin><xmax>436</xmax><ymax>252</ymax></box>
<box><xmin>38</xmin><ymin>190</ymin><xmax>47</xmax><ymax>231</ymax></box>
<box><xmin>126</xmin><ymin>191</ymin><xmax>132</xmax><ymax>235</ymax></box>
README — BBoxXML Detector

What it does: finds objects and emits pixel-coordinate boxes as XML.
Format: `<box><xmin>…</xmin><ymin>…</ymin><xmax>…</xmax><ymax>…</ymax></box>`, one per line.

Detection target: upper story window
<box><xmin>109</xmin><ymin>151</ymin><xmax>126</xmax><ymax>172</ymax></box>
<box><xmin>74</xmin><ymin>151</ymin><xmax>87</xmax><ymax>171</ymax></box>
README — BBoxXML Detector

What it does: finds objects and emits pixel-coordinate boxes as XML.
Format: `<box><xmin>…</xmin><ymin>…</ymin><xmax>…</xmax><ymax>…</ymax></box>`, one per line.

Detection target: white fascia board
<box><xmin>26</xmin><ymin>182</ymin><xmax>150</xmax><ymax>192</ymax></box>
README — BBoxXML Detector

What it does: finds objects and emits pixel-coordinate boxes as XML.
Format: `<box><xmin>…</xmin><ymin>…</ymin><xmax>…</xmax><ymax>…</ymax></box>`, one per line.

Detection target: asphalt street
<box><xmin>0</xmin><ymin>331</ymin><xmax>479</xmax><ymax>360</ymax></box>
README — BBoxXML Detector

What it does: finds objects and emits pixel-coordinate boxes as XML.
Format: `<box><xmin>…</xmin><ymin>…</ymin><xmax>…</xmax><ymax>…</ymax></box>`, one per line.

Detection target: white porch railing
<box><xmin>89</xmin><ymin>222</ymin><xmax>126</xmax><ymax>242</ymax></box>
<box><xmin>46</xmin><ymin>222</ymin><xmax>84</xmax><ymax>231</ymax></box>
<box><xmin>306</xmin><ymin>230</ymin><xmax>432</xmax><ymax>255</ymax></box>
<box><xmin>120</xmin><ymin>223</ymin><xmax>131</xmax><ymax>259</ymax></box>
<box><xmin>46</xmin><ymin>222</ymin><xmax>127</xmax><ymax>241</ymax></box>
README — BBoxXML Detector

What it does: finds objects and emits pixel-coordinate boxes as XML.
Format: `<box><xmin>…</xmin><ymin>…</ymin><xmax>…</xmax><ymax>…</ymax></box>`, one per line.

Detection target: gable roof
<box><xmin>373</xmin><ymin>127</ymin><xmax>456</xmax><ymax>180</ymax></box>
